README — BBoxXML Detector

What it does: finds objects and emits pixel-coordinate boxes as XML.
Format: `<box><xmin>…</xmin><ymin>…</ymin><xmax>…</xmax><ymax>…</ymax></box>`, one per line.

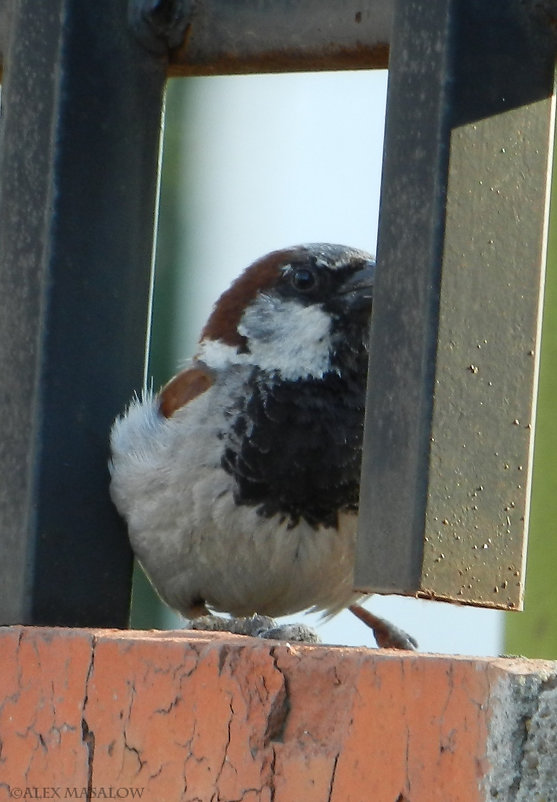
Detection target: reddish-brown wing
<box><xmin>159</xmin><ymin>366</ymin><xmax>214</xmax><ymax>419</ymax></box>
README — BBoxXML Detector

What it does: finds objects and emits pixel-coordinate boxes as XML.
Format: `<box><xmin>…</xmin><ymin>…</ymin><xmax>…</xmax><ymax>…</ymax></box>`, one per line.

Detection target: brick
<box><xmin>0</xmin><ymin>626</ymin><xmax>555</xmax><ymax>801</ymax></box>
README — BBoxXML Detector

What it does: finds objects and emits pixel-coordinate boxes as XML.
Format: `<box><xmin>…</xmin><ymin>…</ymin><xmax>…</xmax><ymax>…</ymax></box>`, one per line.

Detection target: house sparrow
<box><xmin>110</xmin><ymin>243</ymin><xmax>416</xmax><ymax>649</ymax></box>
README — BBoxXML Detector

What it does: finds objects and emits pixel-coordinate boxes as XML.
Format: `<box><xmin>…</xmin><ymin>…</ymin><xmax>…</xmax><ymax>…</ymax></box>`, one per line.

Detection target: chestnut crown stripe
<box><xmin>200</xmin><ymin>248</ymin><xmax>304</xmax><ymax>348</ymax></box>
<box><xmin>159</xmin><ymin>366</ymin><xmax>214</xmax><ymax>419</ymax></box>
<box><xmin>159</xmin><ymin>248</ymin><xmax>299</xmax><ymax>418</ymax></box>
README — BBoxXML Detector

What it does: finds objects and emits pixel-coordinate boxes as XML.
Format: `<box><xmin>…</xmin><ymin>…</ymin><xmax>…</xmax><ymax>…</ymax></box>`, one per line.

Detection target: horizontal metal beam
<box><xmin>4</xmin><ymin>0</ymin><xmax>557</xmax><ymax>79</ymax></box>
<box><xmin>164</xmin><ymin>0</ymin><xmax>392</xmax><ymax>75</ymax></box>
<box><xmin>0</xmin><ymin>0</ymin><xmax>393</xmax><ymax>78</ymax></box>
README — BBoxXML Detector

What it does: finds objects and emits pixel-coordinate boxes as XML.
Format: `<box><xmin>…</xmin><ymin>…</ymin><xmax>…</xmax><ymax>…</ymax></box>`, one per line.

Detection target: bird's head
<box><xmin>196</xmin><ymin>243</ymin><xmax>375</xmax><ymax>382</ymax></box>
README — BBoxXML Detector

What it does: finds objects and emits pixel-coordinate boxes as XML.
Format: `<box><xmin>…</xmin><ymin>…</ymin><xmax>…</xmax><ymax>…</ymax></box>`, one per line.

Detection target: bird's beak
<box><xmin>338</xmin><ymin>260</ymin><xmax>375</xmax><ymax>311</ymax></box>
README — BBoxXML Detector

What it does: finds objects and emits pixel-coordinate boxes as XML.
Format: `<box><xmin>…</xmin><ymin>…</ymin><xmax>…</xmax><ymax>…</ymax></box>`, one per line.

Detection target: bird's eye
<box><xmin>290</xmin><ymin>267</ymin><xmax>317</xmax><ymax>292</ymax></box>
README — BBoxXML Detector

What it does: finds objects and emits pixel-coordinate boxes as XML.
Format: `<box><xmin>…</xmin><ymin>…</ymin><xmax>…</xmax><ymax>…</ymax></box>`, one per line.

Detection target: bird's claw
<box><xmin>189</xmin><ymin>613</ymin><xmax>321</xmax><ymax>643</ymax></box>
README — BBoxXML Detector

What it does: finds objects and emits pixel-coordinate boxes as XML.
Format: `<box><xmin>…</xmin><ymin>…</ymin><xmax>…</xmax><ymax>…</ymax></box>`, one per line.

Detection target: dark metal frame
<box><xmin>0</xmin><ymin>0</ymin><xmax>554</xmax><ymax>625</ymax></box>
<box><xmin>357</xmin><ymin>0</ymin><xmax>556</xmax><ymax>610</ymax></box>
<box><xmin>0</xmin><ymin>0</ymin><xmax>165</xmax><ymax>625</ymax></box>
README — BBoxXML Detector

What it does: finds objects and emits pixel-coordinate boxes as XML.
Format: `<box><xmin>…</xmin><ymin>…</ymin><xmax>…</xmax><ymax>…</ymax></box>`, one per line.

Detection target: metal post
<box><xmin>357</xmin><ymin>0</ymin><xmax>556</xmax><ymax>609</ymax></box>
<box><xmin>0</xmin><ymin>0</ymin><xmax>166</xmax><ymax>625</ymax></box>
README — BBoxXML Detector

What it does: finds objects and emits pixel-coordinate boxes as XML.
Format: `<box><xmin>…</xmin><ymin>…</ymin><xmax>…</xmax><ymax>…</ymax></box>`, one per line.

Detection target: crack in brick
<box><xmin>181</xmin><ymin>716</ymin><xmax>199</xmax><ymax>797</ymax></box>
<box><xmin>222</xmin><ymin>789</ymin><xmax>267</xmax><ymax>802</ymax></box>
<box><xmin>81</xmin><ymin>718</ymin><xmax>95</xmax><ymax>802</ymax></box>
<box><xmin>80</xmin><ymin>634</ymin><xmax>97</xmax><ymax>802</ymax></box>
<box><xmin>217</xmin><ymin>644</ymin><xmax>232</xmax><ymax>675</ymax></box>
<box><xmin>123</xmin><ymin>739</ymin><xmax>147</xmax><ymax>775</ymax></box>
<box><xmin>147</xmin><ymin>763</ymin><xmax>165</xmax><ymax>781</ymax></box>
<box><xmin>15</xmin><ymin>628</ymin><xmax>24</xmax><ymax>692</ymax></box>
<box><xmin>154</xmin><ymin>695</ymin><xmax>182</xmax><ymax>715</ymax></box>
<box><xmin>268</xmin><ymin>746</ymin><xmax>277</xmax><ymax>802</ymax></box>
<box><xmin>122</xmin><ymin>679</ymin><xmax>146</xmax><ymax>776</ymax></box>
<box><xmin>265</xmin><ymin>647</ymin><xmax>290</xmax><ymax>745</ymax></box>
<box><xmin>398</xmin><ymin>659</ymin><xmax>412</xmax><ymax>799</ymax></box>
<box><xmin>213</xmin><ymin>696</ymin><xmax>236</xmax><ymax>793</ymax></box>
<box><xmin>326</xmin><ymin>752</ymin><xmax>340</xmax><ymax>802</ymax></box>
<box><xmin>83</xmin><ymin>635</ymin><xmax>96</xmax><ymax>703</ymax></box>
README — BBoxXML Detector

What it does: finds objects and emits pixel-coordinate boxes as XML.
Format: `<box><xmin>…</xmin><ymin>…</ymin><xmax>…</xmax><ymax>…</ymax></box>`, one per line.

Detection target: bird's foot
<box><xmin>349</xmin><ymin>604</ymin><xmax>417</xmax><ymax>650</ymax></box>
<box><xmin>189</xmin><ymin>613</ymin><xmax>321</xmax><ymax>643</ymax></box>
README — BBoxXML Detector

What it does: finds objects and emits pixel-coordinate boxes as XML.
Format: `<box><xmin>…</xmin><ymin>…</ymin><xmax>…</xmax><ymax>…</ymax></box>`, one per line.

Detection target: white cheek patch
<box><xmin>196</xmin><ymin>296</ymin><xmax>333</xmax><ymax>380</ymax></box>
<box><xmin>195</xmin><ymin>338</ymin><xmax>239</xmax><ymax>372</ymax></box>
<box><xmin>238</xmin><ymin>295</ymin><xmax>333</xmax><ymax>380</ymax></box>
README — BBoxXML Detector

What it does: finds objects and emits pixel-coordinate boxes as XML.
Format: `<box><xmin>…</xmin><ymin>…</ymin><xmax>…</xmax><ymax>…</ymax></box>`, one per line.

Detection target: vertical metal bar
<box><xmin>356</xmin><ymin>0</ymin><xmax>454</xmax><ymax>593</ymax></box>
<box><xmin>357</xmin><ymin>0</ymin><xmax>556</xmax><ymax>608</ymax></box>
<box><xmin>0</xmin><ymin>0</ymin><xmax>166</xmax><ymax>625</ymax></box>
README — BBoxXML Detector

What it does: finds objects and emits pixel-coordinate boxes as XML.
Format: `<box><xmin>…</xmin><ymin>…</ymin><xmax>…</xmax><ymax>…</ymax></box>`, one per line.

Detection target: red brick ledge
<box><xmin>0</xmin><ymin>626</ymin><xmax>555</xmax><ymax>801</ymax></box>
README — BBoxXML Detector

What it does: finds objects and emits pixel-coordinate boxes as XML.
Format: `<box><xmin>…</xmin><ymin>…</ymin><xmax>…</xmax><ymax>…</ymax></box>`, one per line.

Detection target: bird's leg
<box><xmin>349</xmin><ymin>604</ymin><xmax>418</xmax><ymax>650</ymax></box>
<box><xmin>187</xmin><ymin>605</ymin><xmax>416</xmax><ymax>649</ymax></box>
